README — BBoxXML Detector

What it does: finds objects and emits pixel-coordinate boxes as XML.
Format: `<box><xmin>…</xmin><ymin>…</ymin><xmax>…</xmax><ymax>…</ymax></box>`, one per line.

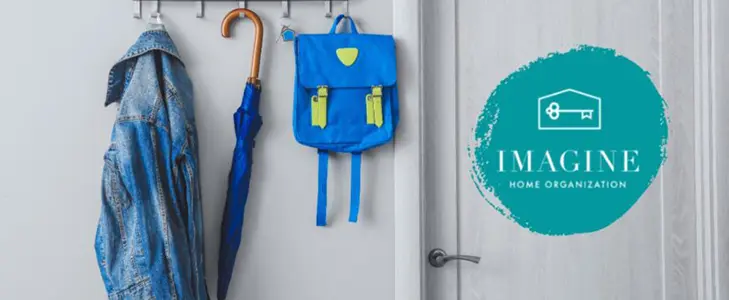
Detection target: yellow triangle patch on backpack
<box><xmin>336</xmin><ymin>48</ymin><xmax>359</xmax><ymax>67</ymax></box>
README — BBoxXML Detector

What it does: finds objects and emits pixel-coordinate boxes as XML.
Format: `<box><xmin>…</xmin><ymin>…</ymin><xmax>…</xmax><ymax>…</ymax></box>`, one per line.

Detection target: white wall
<box><xmin>0</xmin><ymin>1</ymin><xmax>396</xmax><ymax>299</ymax></box>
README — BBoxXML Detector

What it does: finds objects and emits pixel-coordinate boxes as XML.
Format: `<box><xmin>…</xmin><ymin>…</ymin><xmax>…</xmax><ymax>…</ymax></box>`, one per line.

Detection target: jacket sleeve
<box><xmin>112</xmin><ymin>121</ymin><xmax>183</xmax><ymax>298</ymax></box>
<box><xmin>94</xmin><ymin>141</ymin><xmax>156</xmax><ymax>298</ymax></box>
<box><xmin>164</xmin><ymin>53</ymin><xmax>209</xmax><ymax>298</ymax></box>
<box><xmin>176</xmin><ymin>136</ymin><xmax>209</xmax><ymax>299</ymax></box>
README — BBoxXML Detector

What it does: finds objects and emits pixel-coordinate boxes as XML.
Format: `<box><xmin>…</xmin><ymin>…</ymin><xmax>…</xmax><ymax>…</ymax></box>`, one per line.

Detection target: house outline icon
<box><xmin>537</xmin><ymin>88</ymin><xmax>602</xmax><ymax>131</ymax></box>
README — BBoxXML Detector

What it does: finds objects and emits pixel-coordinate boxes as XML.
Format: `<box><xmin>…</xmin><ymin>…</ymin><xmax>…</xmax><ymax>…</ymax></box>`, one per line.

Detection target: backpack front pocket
<box><xmin>295</xmin><ymin>86</ymin><xmax>394</xmax><ymax>149</ymax></box>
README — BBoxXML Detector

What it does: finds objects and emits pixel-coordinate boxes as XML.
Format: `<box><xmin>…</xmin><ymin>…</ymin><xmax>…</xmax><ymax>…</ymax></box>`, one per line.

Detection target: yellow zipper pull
<box><xmin>372</xmin><ymin>86</ymin><xmax>383</xmax><ymax>128</ymax></box>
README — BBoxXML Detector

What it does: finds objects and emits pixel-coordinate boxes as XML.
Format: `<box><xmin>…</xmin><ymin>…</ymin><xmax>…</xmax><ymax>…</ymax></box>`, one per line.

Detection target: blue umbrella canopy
<box><xmin>217</xmin><ymin>8</ymin><xmax>264</xmax><ymax>300</ymax></box>
<box><xmin>217</xmin><ymin>82</ymin><xmax>261</xmax><ymax>299</ymax></box>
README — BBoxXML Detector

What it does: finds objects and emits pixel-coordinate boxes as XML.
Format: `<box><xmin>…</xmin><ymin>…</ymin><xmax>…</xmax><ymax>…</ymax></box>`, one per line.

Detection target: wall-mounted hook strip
<box><xmin>282</xmin><ymin>0</ymin><xmax>290</xmax><ymax>18</ymax></box>
<box><xmin>239</xmin><ymin>1</ymin><xmax>247</xmax><ymax>18</ymax></box>
<box><xmin>133</xmin><ymin>0</ymin><xmax>141</xmax><ymax>18</ymax></box>
<box><xmin>196</xmin><ymin>1</ymin><xmax>204</xmax><ymax>18</ymax></box>
<box><xmin>151</xmin><ymin>0</ymin><xmax>160</xmax><ymax>15</ymax></box>
<box><xmin>135</xmin><ymin>0</ymin><xmax>352</xmax><ymax>18</ymax></box>
<box><xmin>325</xmin><ymin>1</ymin><xmax>332</xmax><ymax>18</ymax></box>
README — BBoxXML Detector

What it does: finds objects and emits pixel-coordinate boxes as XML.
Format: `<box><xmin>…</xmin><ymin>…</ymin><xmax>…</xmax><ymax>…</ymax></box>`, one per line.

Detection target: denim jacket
<box><xmin>95</xmin><ymin>30</ymin><xmax>208</xmax><ymax>300</ymax></box>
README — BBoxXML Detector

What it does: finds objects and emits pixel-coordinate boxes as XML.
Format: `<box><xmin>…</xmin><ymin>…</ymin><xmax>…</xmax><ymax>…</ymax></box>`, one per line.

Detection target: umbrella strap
<box><xmin>317</xmin><ymin>149</ymin><xmax>329</xmax><ymax>226</ymax></box>
<box><xmin>349</xmin><ymin>152</ymin><xmax>362</xmax><ymax>223</ymax></box>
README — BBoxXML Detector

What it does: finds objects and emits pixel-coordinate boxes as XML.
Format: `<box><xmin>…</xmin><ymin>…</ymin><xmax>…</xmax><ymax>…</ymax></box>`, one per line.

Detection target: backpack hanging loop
<box><xmin>221</xmin><ymin>8</ymin><xmax>264</xmax><ymax>86</ymax></box>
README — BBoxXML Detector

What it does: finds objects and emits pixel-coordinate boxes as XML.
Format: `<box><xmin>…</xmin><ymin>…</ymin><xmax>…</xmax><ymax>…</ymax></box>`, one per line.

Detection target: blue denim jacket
<box><xmin>95</xmin><ymin>30</ymin><xmax>209</xmax><ymax>300</ymax></box>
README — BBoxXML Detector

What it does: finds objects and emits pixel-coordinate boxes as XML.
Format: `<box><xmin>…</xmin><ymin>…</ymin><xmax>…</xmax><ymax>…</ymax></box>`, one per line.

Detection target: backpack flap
<box><xmin>295</xmin><ymin>34</ymin><xmax>396</xmax><ymax>89</ymax></box>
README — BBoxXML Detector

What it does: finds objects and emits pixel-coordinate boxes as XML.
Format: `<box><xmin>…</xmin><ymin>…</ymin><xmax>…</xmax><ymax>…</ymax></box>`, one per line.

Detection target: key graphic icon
<box><xmin>545</xmin><ymin>102</ymin><xmax>593</xmax><ymax>120</ymax></box>
<box><xmin>537</xmin><ymin>88</ymin><xmax>601</xmax><ymax>131</ymax></box>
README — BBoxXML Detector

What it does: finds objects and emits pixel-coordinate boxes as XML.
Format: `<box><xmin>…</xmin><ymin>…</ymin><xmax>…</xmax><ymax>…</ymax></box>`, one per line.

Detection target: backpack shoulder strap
<box><xmin>349</xmin><ymin>152</ymin><xmax>362</xmax><ymax>223</ymax></box>
<box><xmin>317</xmin><ymin>150</ymin><xmax>329</xmax><ymax>226</ymax></box>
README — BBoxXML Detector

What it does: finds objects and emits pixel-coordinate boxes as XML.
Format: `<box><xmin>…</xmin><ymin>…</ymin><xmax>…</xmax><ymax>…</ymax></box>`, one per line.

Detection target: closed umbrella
<box><xmin>217</xmin><ymin>8</ymin><xmax>264</xmax><ymax>300</ymax></box>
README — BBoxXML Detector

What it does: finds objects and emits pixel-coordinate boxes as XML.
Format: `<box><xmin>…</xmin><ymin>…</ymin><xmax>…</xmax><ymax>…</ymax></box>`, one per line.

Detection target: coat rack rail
<box><xmin>133</xmin><ymin>0</ymin><xmax>350</xmax><ymax>19</ymax></box>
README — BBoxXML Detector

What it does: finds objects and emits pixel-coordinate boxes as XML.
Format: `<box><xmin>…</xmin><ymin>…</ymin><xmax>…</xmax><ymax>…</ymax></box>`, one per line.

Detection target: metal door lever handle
<box><xmin>428</xmin><ymin>248</ymin><xmax>480</xmax><ymax>268</ymax></box>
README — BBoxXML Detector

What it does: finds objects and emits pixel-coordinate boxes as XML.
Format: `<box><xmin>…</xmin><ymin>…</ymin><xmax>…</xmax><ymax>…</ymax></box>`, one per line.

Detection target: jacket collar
<box><xmin>119</xmin><ymin>30</ymin><xmax>183</xmax><ymax>65</ymax></box>
<box><xmin>104</xmin><ymin>30</ymin><xmax>184</xmax><ymax>107</ymax></box>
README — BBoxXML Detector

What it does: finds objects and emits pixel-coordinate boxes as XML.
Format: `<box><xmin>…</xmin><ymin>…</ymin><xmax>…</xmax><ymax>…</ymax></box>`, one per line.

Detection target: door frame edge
<box><xmin>393</xmin><ymin>0</ymin><xmax>425</xmax><ymax>299</ymax></box>
<box><xmin>693</xmin><ymin>0</ymin><xmax>721</xmax><ymax>298</ymax></box>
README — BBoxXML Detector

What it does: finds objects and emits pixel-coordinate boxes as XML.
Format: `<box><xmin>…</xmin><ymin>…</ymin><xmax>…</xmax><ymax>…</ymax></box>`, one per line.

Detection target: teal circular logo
<box><xmin>468</xmin><ymin>45</ymin><xmax>668</xmax><ymax>235</ymax></box>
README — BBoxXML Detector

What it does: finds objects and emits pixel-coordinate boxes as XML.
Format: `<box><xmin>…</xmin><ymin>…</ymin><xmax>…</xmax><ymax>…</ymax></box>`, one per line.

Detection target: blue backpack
<box><xmin>293</xmin><ymin>15</ymin><xmax>399</xmax><ymax>226</ymax></box>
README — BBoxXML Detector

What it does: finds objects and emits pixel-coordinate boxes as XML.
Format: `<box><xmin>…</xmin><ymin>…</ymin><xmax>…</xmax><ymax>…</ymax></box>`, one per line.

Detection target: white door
<box><xmin>423</xmin><ymin>0</ymin><xmax>711</xmax><ymax>299</ymax></box>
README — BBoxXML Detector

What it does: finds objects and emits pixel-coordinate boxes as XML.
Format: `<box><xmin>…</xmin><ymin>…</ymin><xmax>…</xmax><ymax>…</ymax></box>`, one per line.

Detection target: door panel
<box><xmin>424</xmin><ymin>0</ymin><xmax>698</xmax><ymax>299</ymax></box>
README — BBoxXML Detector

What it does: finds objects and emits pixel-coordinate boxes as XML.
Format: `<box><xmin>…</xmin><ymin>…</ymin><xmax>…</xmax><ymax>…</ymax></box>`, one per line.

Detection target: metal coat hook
<box><xmin>344</xmin><ymin>0</ymin><xmax>350</xmax><ymax>16</ymax></box>
<box><xmin>133</xmin><ymin>0</ymin><xmax>142</xmax><ymax>18</ymax></box>
<box><xmin>325</xmin><ymin>1</ymin><xmax>332</xmax><ymax>18</ymax></box>
<box><xmin>239</xmin><ymin>1</ymin><xmax>247</xmax><ymax>18</ymax></box>
<box><xmin>147</xmin><ymin>6</ymin><xmax>166</xmax><ymax>31</ymax></box>
<box><xmin>196</xmin><ymin>1</ymin><xmax>204</xmax><ymax>18</ymax></box>
<box><xmin>282</xmin><ymin>0</ymin><xmax>290</xmax><ymax>18</ymax></box>
<box><xmin>151</xmin><ymin>0</ymin><xmax>160</xmax><ymax>16</ymax></box>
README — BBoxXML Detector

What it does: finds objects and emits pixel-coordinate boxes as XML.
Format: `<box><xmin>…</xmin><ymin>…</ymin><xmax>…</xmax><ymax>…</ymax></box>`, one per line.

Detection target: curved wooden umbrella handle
<box><xmin>221</xmin><ymin>8</ymin><xmax>264</xmax><ymax>84</ymax></box>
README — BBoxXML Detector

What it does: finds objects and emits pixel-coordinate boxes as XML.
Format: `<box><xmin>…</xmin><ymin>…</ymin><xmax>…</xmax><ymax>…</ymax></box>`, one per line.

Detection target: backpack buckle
<box><xmin>311</xmin><ymin>86</ymin><xmax>328</xmax><ymax>128</ymax></box>
<box><xmin>366</xmin><ymin>86</ymin><xmax>383</xmax><ymax>128</ymax></box>
<box><xmin>318</xmin><ymin>86</ymin><xmax>328</xmax><ymax>99</ymax></box>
